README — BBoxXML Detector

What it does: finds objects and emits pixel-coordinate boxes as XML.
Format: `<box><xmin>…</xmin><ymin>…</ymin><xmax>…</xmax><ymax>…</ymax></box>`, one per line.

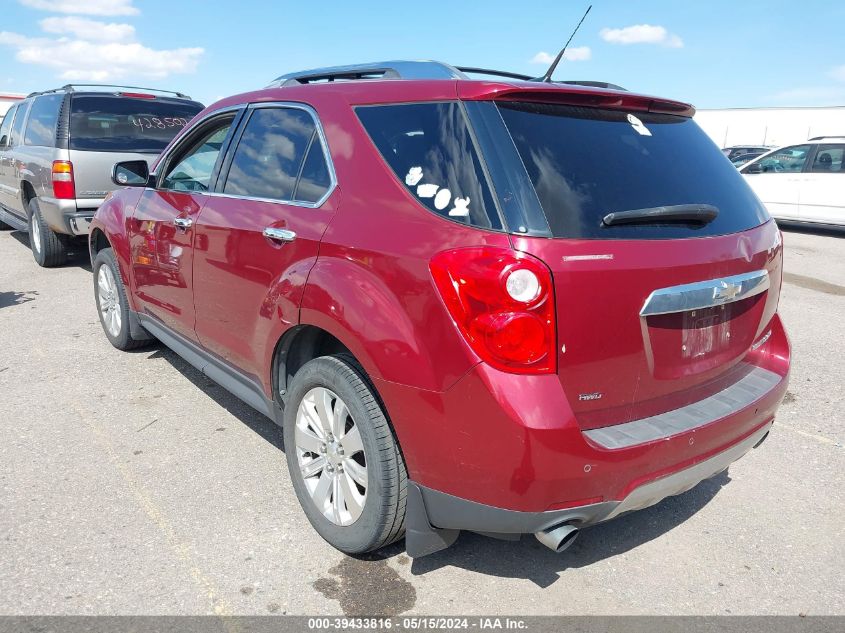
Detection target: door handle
<box><xmin>173</xmin><ymin>217</ymin><xmax>193</xmax><ymax>230</ymax></box>
<box><xmin>263</xmin><ymin>227</ymin><xmax>297</xmax><ymax>242</ymax></box>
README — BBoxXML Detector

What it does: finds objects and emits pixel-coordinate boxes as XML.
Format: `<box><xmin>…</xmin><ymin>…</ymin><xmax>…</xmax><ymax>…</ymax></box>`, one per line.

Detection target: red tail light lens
<box><xmin>430</xmin><ymin>247</ymin><xmax>556</xmax><ymax>374</ymax></box>
<box><xmin>52</xmin><ymin>161</ymin><xmax>75</xmax><ymax>200</ymax></box>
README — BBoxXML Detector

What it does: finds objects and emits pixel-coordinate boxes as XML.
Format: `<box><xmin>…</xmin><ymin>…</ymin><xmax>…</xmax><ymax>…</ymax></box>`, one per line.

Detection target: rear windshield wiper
<box><xmin>602</xmin><ymin>204</ymin><xmax>719</xmax><ymax>227</ymax></box>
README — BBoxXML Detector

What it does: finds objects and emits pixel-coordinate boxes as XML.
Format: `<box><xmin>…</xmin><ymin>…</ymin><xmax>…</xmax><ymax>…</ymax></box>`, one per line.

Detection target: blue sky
<box><xmin>1</xmin><ymin>0</ymin><xmax>843</xmax><ymax>109</ymax></box>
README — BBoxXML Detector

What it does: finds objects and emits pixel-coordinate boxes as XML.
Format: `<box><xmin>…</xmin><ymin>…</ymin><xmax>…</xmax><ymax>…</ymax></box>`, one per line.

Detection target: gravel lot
<box><xmin>0</xmin><ymin>225</ymin><xmax>843</xmax><ymax>616</ymax></box>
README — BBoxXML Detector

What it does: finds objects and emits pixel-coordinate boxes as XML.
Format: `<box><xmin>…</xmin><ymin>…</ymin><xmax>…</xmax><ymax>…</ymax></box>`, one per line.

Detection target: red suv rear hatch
<box><xmin>489</xmin><ymin>95</ymin><xmax>780</xmax><ymax>429</ymax></box>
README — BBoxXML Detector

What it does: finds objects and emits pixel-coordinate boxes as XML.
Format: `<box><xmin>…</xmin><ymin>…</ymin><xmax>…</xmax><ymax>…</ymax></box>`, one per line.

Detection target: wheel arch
<box><xmin>20</xmin><ymin>180</ymin><xmax>37</xmax><ymax>214</ymax></box>
<box><xmin>272</xmin><ymin>323</ymin><xmax>415</xmax><ymax>479</ymax></box>
<box><xmin>88</xmin><ymin>193</ymin><xmax>138</xmax><ymax>307</ymax></box>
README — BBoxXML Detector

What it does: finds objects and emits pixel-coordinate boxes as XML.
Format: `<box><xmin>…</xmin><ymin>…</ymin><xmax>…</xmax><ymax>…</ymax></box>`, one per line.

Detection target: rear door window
<box><xmin>497</xmin><ymin>102</ymin><xmax>769</xmax><ymax>239</ymax></box>
<box><xmin>69</xmin><ymin>95</ymin><xmax>203</xmax><ymax>152</ymax></box>
<box><xmin>222</xmin><ymin>107</ymin><xmax>319</xmax><ymax>202</ymax></box>
<box><xmin>25</xmin><ymin>94</ymin><xmax>63</xmax><ymax>147</ymax></box>
<box><xmin>809</xmin><ymin>144</ymin><xmax>845</xmax><ymax>173</ymax></box>
<box><xmin>356</xmin><ymin>102</ymin><xmax>501</xmax><ymax>230</ymax></box>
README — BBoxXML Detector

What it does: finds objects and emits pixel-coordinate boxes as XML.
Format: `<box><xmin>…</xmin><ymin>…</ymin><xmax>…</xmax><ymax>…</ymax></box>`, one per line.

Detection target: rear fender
<box><xmin>299</xmin><ymin>255</ymin><xmax>426</xmax><ymax>386</ymax></box>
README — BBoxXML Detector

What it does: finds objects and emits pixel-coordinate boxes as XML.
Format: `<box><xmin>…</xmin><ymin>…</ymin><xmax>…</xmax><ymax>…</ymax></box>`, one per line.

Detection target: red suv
<box><xmin>90</xmin><ymin>61</ymin><xmax>790</xmax><ymax>557</ymax></box>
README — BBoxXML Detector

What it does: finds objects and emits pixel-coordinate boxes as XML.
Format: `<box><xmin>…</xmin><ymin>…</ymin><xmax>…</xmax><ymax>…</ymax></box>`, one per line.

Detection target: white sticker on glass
<box><xmin>434</xmin><ymin>188</ymin><xmax>452</xmax><ymax>210</ymax></box>
<box><xmin>449</xmin><ymin>197</ymin><xmax>470</xmax><ymax>217</ymax></box>
<box><xmin>627</xmin><ymin>114</ymin><xmax>652</xmax><ymax>137</ymax></box>
<box><xmin>417</xmin><ymin>183</ymin><xmax>439</xmax><ymax>198</ymax></box>
<box><xmin>405</xmin><ymin>166</ymin><xmax>423</xmax><ymax>186</ymax></box>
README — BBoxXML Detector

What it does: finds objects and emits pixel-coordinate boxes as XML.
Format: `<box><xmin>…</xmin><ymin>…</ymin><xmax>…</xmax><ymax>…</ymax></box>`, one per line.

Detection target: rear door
<box><xmin>129</xmin><ymin>110</ymin><xmax>239</xmax><ymax>340</ymax></box>
<box><xmin>799</xmin><ymin>144</ymin><xmax>845</xmax><ymax>225</ymax></box>
<box><xmin>192</xmin><ymin>103</ymin><xmax>337</xmax><ymax>379</ymax></box>
<box><xmin>487</xmin><ymin>101</ymin><xmax>780</xmax><ymax>429</ymax></box>
<box><xmin>67</xmin><ymin>94</ymin><xmax>204</xmax><ymax>203</ymax></box>
<box><xmin>741</xmin><ymin>144</ymin><xmax>811</xmax><ymax>219</ymax></box>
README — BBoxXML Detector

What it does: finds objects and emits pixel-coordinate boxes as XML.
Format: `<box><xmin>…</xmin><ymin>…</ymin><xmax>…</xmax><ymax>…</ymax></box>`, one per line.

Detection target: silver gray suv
<box><xmin>0</xmin><ymin>85</ymin><xmax>203</xmax><ymax>266</ymax></box>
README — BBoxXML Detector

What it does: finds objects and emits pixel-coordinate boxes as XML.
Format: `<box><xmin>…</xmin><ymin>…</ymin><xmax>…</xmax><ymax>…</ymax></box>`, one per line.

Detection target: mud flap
<box><xmin>404</xmin><ymin>482</ymin><xmax>459</xmax><ymax>557</ymax></box>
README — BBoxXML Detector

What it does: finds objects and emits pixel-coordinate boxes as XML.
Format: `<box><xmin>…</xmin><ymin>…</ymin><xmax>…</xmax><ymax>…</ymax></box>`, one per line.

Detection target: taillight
<box><xmin>430</xmin><ymin>247</ymin><xmax>556</xmax><ymax>374</ymax></box>
<box><xmin>52</xmin><ymin>161</ymin><xmax>75</xmax><ymax>200</ymax></box>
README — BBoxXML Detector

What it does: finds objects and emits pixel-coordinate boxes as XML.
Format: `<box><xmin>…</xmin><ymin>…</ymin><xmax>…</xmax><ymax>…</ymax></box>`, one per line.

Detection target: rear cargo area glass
<box><xmin>497</xmin><ymin>102</ymin><xmax>769</xmax><ymax>239</ymax></box>
<box><xmin>69</xmin><ymin>96</ymin><xmax>203</xmax><ymax>152</ymax></box>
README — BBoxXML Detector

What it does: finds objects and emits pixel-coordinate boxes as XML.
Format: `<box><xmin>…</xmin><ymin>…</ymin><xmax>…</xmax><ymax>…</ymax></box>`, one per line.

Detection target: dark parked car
<box><xmin>731</xmin><ymin>150</ymin><xmax>767</xmax><ymax>167</ymax></box>
<box><xmin>89</xmin><ymin>61</ymin><xmax>790</xmax><ymax>557</ymax></box>
<box><xmin>0</xmin><ymin>85</ymin><xmax>203</xmax><ymax>266</ymax></box>
<box><xmin>722</xmin><ymin>145</ymin><xmax>772</xmax><ymax>161</ymax></box>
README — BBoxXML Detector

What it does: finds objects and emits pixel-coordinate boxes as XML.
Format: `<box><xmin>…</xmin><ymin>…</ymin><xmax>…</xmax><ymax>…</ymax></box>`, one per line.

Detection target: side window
<box><xmin>293</xmin><ymin>136</ymin><xmax>332</xmax><ymax>203</ymax></box>
<box><xmin>758</xmin><ymin>144</ymin><xmax>811</xmax><ymax>174</ymax></box>
<box><xmin>9</xmin><ymin>101</ymin><xmax>30</xmax><ymax>147</ymax></box>
<box><xmin>223</xmin><ymin>107</ymin><xmax>321</xmax><ymax>202</ymax></box>
<box><xmin>356</xmin><ymin>102</ymin><xmax>501</xmax><ymax>229</ymax></box>
<box><xmin>24</xmin><ymin>94</ymin><xmax>63</xmax><ymax>147</ymax></box>
<box><xmin>809</xmin><ymin>144</ymin><xmax>845</xmax><ymax>173</ymax></box>
<box><xmin>161</xmin><ymin>117</ymin><xmax>234</xmax><ymax>192</ymax></box>
<box><xmin>0</xmin><ymin>105</ymin><xmax>16</xmax><ymax>148</ymax></box>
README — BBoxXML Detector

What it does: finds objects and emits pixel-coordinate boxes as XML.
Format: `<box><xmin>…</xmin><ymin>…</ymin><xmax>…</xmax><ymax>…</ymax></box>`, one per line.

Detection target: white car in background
<box><xmin>740</xmin><ymin>136</ymin><xmax>845</xmax><ymax>227</ymax></box>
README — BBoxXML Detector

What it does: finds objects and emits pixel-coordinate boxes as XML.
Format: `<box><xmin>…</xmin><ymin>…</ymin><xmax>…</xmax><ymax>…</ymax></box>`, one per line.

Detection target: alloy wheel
<box><xmin>97</xmin><ymin>265</ymin><xmax>122</xmax><ymax>337</ymax></box>
<box><xmin>295</xmin><ymin>386</ymin><xmax>368</xmax><ymax>526</ymax></box>
<box><xmin>30</xmin><ymin>214</ymin><xmax>41</xmax><ymax>253</ymax></box>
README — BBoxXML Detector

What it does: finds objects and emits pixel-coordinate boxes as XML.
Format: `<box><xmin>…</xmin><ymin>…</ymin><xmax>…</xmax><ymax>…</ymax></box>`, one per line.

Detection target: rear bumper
<box><xmin>37</xmin><ymin>196</ymin><xmax>102</xmax><ymax>235</ymax></box>
<box><xmin>378</xmin><ymin>314</ymin><xmax>789</xmax><ymax>556</ymax></box>
<box><xmin>407</xmin><ymin>420</ymin><xmax>773</xmax><ymax>556</ymax></box>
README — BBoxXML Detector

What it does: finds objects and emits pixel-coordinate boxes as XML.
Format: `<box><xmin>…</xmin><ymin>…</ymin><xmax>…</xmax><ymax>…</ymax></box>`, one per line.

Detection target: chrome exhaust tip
<box><xmin>535</xmin><ymin>523</ymin><xmax>579</xmax><ymax>553</ymax></box>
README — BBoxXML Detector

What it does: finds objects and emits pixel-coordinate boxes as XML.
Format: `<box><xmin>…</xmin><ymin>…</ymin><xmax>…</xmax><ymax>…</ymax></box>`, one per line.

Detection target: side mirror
<box><xmin>743</xmin><ymin>162</ymin><xmax>762</xmax><ymax>174</ymax></box>
<box><xmin>112</xmin><ymin>160</ymin><xmax>150</xmax><ymax>187</ymax></box>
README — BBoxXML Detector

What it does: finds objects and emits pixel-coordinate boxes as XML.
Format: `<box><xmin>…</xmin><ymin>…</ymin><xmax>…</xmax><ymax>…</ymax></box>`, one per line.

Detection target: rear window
<box><xmin>69</xmin><ymin>95</ymin><xmax>204</xmax><ymax>152</ymax></box>
<box><xmin>356</xmin><ymin>102</ymin><xmax>502</xmax><ymax>230</ymax></box>
<box><xmin>497</xmin><ymin>102</ymin><xmax>769</xmax><ymax>239</ymax></box>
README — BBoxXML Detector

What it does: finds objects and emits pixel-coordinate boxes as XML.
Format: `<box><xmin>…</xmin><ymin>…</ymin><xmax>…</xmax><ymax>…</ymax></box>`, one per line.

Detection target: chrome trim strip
<box><xmin>640</xmin><ymin>270</ymin><xmax>769</xmax><ymax>317</ymax></box>
<box><xmin>582</xmin><ymin>364</ymin><xmax>782</xmax><ymax>450</ymax></box>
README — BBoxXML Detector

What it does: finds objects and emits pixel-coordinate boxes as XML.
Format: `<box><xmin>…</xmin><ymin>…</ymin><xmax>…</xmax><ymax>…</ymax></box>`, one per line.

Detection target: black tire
<box><xmin>29</xmin><ymin>199</ymin><xmax>68</xmax><ymax>267</ymax></box>
<box><xmin>283</xmin><ymin>354</ymin><xmax>407</xmax><ymax>554</ymax></box>
<box><xmin>93</xmin><ymin>247</ymin><xmax>151</xmax><ymax>351</ymax></box>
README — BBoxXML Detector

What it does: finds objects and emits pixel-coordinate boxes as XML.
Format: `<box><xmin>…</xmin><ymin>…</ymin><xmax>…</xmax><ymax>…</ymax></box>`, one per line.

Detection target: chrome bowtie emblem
<box><xmin>713</xmin><ymin>280</ymin><xmax>742</xmax><ymax>302</ymax></box>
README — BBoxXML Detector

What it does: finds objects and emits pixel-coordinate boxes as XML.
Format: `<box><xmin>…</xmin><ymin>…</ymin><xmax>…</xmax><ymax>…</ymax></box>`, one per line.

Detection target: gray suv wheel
<box><xmin>28</xmin><ymin>199</ymin><xmax>68</xmax><ymax>267</ymax></box>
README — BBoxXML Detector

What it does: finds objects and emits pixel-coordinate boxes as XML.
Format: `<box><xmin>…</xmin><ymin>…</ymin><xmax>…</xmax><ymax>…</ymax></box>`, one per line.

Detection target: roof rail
<box><xmin>27</xmin><ymin>84</ymin><xmax>191</xmax><ymax>99</ymax></box>
<box><xmin>808</xmin><ymin>135</ymin><xmax>845</xmax><ymax>141</ymax></box>
<box><xmin>268</xmin><ymin>60</ymin><xmax>628</xmax><ymax>93</ymax></box>
<box><xmin>559</xmin><ymin>80</ymin><xmax>627</xmax><ymax>91</ymax></box>
<box><xmin>267</xmin><ymin>61</ymin><xmax>467</xmax><ymax>87</ymax></box>
<box><xmin>456</xmin><ymin>67</ymin><xmax>533</xmax><ymax>81</ymax></box>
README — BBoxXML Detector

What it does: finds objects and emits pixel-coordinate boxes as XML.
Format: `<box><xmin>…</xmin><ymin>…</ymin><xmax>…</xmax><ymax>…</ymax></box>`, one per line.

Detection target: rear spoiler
<box><xmin>457</xmin><ymin>82</ymin><xmax>695</xmax><ymax>118</ymax></box>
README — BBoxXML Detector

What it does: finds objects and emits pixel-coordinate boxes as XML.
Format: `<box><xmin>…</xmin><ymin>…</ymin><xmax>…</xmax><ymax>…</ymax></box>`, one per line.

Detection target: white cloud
<box><xmin>0</xmin><ymin>31</ymin><xmax>203</xmax><ymax>81</ymax></box>
<box><xmin>830</xmin><ymin>65</ymin><xmax>845</xmax><ymax>82</ymax></box>
<box><xmin>600</xmin><ymin>24</ymin><xmax>683</xmax><ymax>48</ymax></box>
<box><xmin>19</xmin><ymin>0</ymin><xmax>139</xmax><ymax>16</ymax></box>
<box><xmin>530</xmin><ymin>46</ymin><xmax>592</xmax><ymax>64</ymax></box>
<box><xmin>40</xmin><ymin>16</ymin><xmax>135</xmax><ymax>42</ymax></box>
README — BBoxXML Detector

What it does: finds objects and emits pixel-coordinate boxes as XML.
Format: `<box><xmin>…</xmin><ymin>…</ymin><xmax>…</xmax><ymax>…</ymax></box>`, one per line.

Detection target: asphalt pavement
<box><xmin>0</xmin><ymin>225</ymin><xmax>842</xmax><ymax>615</ymax></box>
